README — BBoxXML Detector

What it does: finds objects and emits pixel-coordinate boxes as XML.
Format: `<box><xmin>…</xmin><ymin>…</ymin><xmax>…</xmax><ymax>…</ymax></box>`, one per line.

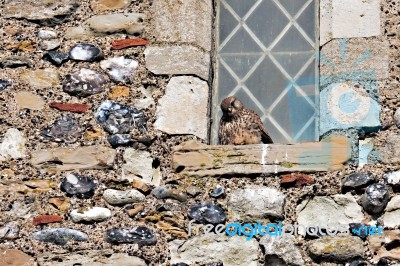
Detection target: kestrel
<box><xmin>218</xmin><ymin>96</ymin><xmax>273</xmax><ymax>145</ymax></box>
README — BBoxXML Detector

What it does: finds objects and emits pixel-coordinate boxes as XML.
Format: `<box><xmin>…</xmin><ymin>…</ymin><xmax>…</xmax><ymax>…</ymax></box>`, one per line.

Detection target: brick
<box><xmin>49</xmin><ymin>102</ymin><xmax>90</xmax><ymax>113</ymax></box>
<box><xmin>111</xmin><ymin>38</ymin><xmax>149</xmax><ymax>50</ymax></box>
<box><xmin>33</xmin><ymin>214</ymin><xmax>62</xmax><ymax>226</ymax></box>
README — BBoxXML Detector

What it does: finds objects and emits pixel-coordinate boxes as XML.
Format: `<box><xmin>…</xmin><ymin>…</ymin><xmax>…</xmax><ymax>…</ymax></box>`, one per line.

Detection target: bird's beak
<box><xmin>227</xmin><ymin>107</ymin><xmax>232</xmax><ymax>113</ymax></box>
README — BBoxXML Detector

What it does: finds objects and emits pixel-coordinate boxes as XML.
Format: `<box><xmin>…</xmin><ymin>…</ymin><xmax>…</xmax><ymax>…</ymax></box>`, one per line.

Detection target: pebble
<box><xmin>33</xmin><ymin>214</ymin><xmax>62</xmax><ymax>226</ymax></box>
<box><xmin>151</xmin><ymin>186</ymin><xmax>187</xmax><ymax>202</ymax></box>
<box><xmin>186</xmin><ymin>186</ymin><xmax>202</xmax><ymax>197</ymax></box>
<box><xmin>60</xmin><ymin>173</ymin><xmax>97</xmax><ymax>199</ymax></box>
<box><xmin>280</xmin><ymin>173</ymin><xmax>315</xmax><ymax>188</ymax></box>
<box><xmin>43</xmin><ymin>50</ymin><xmax>69</xmax><ymax>66</ymax></box>
<box><xmin>87</xmin><ymin>13</ymin><xmax>145</xmax><ymax>35</ymax></box>
<box><xmin>41</xmin><ymin>115</ymin><xmax>81</xmax><ymax>143</ymax></box>
<box><xmin>105</xmin><ymin>227</ymin><xmax>156</xmax><ymax>246</ymax></box>
<box><xmin>0</xmin><ymin>79</ymin><xmax>12</xmax><ymax>91</ymax></box>
<box><xmin>126</xmin><ymin>204</ymin><xmax>144</xmax><ymax>217</ymax></box>
<box><xmin>108</xmin><ymin>134</ymin><xmax>133</xmax><ymax>147</ymax></box>
<box><xmin>362</xmin><ymin>183</ymin><xmax>389</xmax><ymax>214</ymax></box>
<box><xmin>342</xmin><ymin>173</ymin><xmax>375</xmax><ymax>191</ymax></box>
<box><xmin>100</xmin><ymin>56</ymin><xmax>138</xmax><ymax>83</ymax></box>
<box><xmin>0</xmin><ymin>222</ymin><xmax>20</xmax><ymax>240</ymax></box>
<box><xmin>31</xmin><ymin>228</ymin><xmax>88</xmax><ymax>245</ymax></box>
<box><xmin>15</xmin><ymin>91</ymin><xmax>45</xmax><ymax>110</ymax></box>
<box><xmin>69</xmin><ymin>43</ymin><xmax>103</xmax><ymax>61</ymax></box>
<box><xmin>0</xmin><ymin>128</ymin><xmax>26</xmax><ymax>161</ymax></box>
<box><xmin>210</xmin><ymin>185</ymin><xmax>225</xmax><ymax>198</ymax></box>
<box><xmin>63</xmin><ymin>68</ymin><xmax>107</xmax><ymax>97</ymax></box>
<box><xmin>49</xmin><ymin>197</ymin><xmax>70</xmax><ymax>211</ymax></box>
<box><xmin>91</xmin><ymin>0</ymin><xmax>132</xmax><ymax>12</ymax></box>
<box><xmin>0</xmin><ymin>56</ymin><xmax>32</xmax><ymax>68</ymax></box>
<box><xmin>21</xmin><ymin>68</ymin><xmax>60</xmax><ymax>89</ymax></box>
<box><xmin>70</xmin><ymin>207</ymin><xmax>111</xmax><ymax>223</ymax></box>
<box><xmin>131</xmin><ymin>179</ymin><xmax>151</xmax><ymax>193</ymax></box>
<box><xmin>96</xmin><ymin>100</ymin><xmax>147</xmax><ymax>134</ymax></box>
<box><xmin>111</xmin><ymin>38</ymin><xmax>149</xmax><ymax>50</ymax></box>
<box><xmin>38</xmin><ymin>30</ymin><xmax>57</xmax><ymax>40</ymax></box>
<box><xmin>103</xmin><ymin>189</ymin><xmax>145</xmax><ymax>205</ymax></box>
<box><xmin>394</xmin><ymin>108</ymin><xmax>400</xmax><ymax>128</ymax></box>
<box><xmin>188</xmin><ymin>202</ymin><xmax>226</xmax><ymax>224</ymax></box>
<box><xmin>260</xmin><ymin>235</ymin><xmax>304</xmax><ymax>265</ymax></box>
<box><xmin>49</xmin><ymin>102</ymin><xmax>90</xmax><ymax>113</ymax></box>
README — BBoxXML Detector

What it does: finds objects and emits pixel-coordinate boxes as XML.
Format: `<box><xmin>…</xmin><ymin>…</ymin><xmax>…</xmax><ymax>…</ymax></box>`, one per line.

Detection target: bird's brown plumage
<box><xmin>218</xmin><ymin>96</ymin><xmax>273</xmax><ymax>145</ymax></box>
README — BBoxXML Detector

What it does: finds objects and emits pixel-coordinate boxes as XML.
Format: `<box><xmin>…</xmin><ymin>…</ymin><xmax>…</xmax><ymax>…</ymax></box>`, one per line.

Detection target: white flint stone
<box><xmin>0</xmin><ymin>128</ymin><xmax>26</xmax><ymax>161</ymax></box>
<box><xmin>70</xmin><ymin>207</ymin><xmax>112</xmax><ymax>223</ymax></box>
<box><xmin>154</xmin><ymin>76</ymin><xmax>209</xmax><ymax>140</ymax></box>
<box><xmin>103</xmin><ymin>189</ymin><xmax>145</xmax><ymax>205</ymax></box>
<box><xmin>41</xmin><ymin>40</ymin><xmax>61</xmax><ymax>51</ymax></box>
<box><xmin>87</xmin><ymin>13</ymin><xmax>145</xmax><ymax>35</ymax></box>
<box><xmin>100</xmin><ymin>57</ymin><xmax>138</xmax><ymax>83</ymax></box>
<box><xmin>38</xmin><ymin>30</ymin><xmax>58</xmax><ymax>39</ymax></box>
<box><xmin>384</xmin><ymin>171</ymin><xmax>400</xmax><ymax>186</ymax></box>
<box><xmin>66</xmin><ymin>174</ymin><xmax>79</xmax><ymax>185</ymax></box>
<box><xmin>144</xmin><ymin>45</ymin><xmax>210</xmax><ymax>80</ymax></box>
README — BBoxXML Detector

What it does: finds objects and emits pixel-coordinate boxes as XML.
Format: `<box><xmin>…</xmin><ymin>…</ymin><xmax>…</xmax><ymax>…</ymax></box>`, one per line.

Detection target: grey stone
<box><xmin>60</xmin><ymin>173</ymin><xmax>97</xmax><ymax>199</ymax></box>
<box><xmin>88</xmin><ymin>13</ymin><xmax>144</xmax><ymax>35</ymax></box>
<box><xmin>31</xmin><ymin>228</ymin><xmax>88</xmax><ymax>245</ymax></box>
<box><xmin>152</xmin><ymin>186</ymin><xmax>187</xmax><ymax>202</ymax></box>
<box><xmin>361</xmin><ymin>183</ymin><xmax>389</xmax><ymax>214</ymax></box>
<box><xmin>297</xmin><ymin>194</ymin><xmax>364</xmax><ymax>233</ymax></box>
<box><xmin>103</xmin><ymin>189</ymin><xmax>145</xmax><ymax>205</ymax></box>
<box><xmin>260</xmin><ymin>235</ymin><xmax>305</xmax><ymax>266</ymax></box>
<box><xmin>188</xmin><ymin>202</ymin><xmax>226</xmax><ymax>224</ymax></box>
<box><xmin>41</xmin><ymin>115</ymin><xmax>82</xmax><ymax>143</ymax></box>
<box><xmin>37</xmin><ymin>250</ymin><xmax>146</xmax><ymax>266</ymax></box>
<box><xmin>228</xmin><ymin>186</ymin><xmax>285</xmax><ymax>220</ymax></box>
<box><xmin>308</xmin><ymin>236</ymin><xmax>364</xmax><ymax>262</ymax></box>
<box><xmin>151</xmin><ymin>0</ymin><xmax>212</xmax><ymax>51</ymax></box>
<box><xmin>383</xmin><ymin>195</ymin><xmax>400</xmax><ymax>228</ymax></box>
<box><xmin>122</xmin><ymin>148</ymin><xmax>161</xmax><ymax>186</ymax></box>
<box><xmin>0</xmin><ymin>56</ymin><xmax>32</xmax><ymax>68</ymax></box>
<box><xmin>43</xmin><ymin>51</ymin><xmax>69</xmax><ymax>66</ymax></box>
<box><xmin>154</xmin><ymin>76</ymin><xmax>209</xmax><ymax>140</ymax></box>
<box><xmin>69</xmin><ymin>43</ymin><xmax>103</xmax><ymax>62</ymax></box>
<box><xmin>0</xmin><ymin>222</ymin><xmax>20</xmax><ymax>240</ymax></box>
<box><xmin>3</xmin><ymin>0</ymin><xmax>80</xmax><ymax>26</ymax></box>
<box><xmin>105</xmin><ymin>227</ymin><xmax>156</xmax><ymax>246</ymax></box>
<box><xmin>70</xmin><ymin>207</ymin><xmax>112</xmax><ymax>223</ymax></box>
<box><xmin>0</xmin><ymin>128</ymin><xmax>26</xmax><ymax>161</ymax></box>
<box><xmin>0</xmin><ymin>80</ymin><xmax>12</xmax><ymax>91</ymax></box>
<box><xmin>144</xmin><ymin>45</ymin><xmax>210</xmax><ymax>80</ymax></box>
<box><xmin>100</xmin><ymin>57</ymin><xmax>138</xmax><ymax>83</ymax></box>
<box><xmin>169</xmin><ymin>235</ymin><xmax>259</xmax><ymax>266</ymax></box>
<box><xmin>342</xmin><ymin>173</ymin><xmax>375</xmax><ymax>191</ymax></box>
<box><xmin>394</xmin><ymin>109</ymin><xmax>400</xmax><ymax>128</ymax></box>
<box><xmin>380</xmin><ymin>135</ymin><xmax>400</xmax><ymax>164</ymax></box>
<box><xmin>31</xmin><ymin>145</ymin><xmax>116</xmax><ymax>171</ymax></box>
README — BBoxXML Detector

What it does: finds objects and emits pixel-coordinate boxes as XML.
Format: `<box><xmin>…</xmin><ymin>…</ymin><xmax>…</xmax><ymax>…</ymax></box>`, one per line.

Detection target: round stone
<box><xmin>70</xmin><ymin>207</ymin><xmax>111</xmax><ymax>223</ymax></box>
<box><xmin>103</xmin><ymin>189</ymin><xmax>145</xmax><ymax>205</ymax></box>
<box><xmin>361</xmin><ymin>183</ymin><xmax>389</xmax><ymax>214</ymax></box>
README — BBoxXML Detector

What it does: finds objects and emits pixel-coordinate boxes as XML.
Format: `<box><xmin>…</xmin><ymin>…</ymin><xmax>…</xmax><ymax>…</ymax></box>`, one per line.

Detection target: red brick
<box><xmin>49</xmin><ymin>102</ymin><xmax>90</xmax><ymax>113</ymax></box>
<box><xmin>33</xmin><ymin>214</ymin><xmax>62</xmax><ymax>226</ymax></box>
<box><xmin>111</xmin><ymin>38</ymin><xmax>149</xmax><ymax>50</ymax></box>
<box><xmin>281</xmin><ymin>173</ymin><xmax>315</xmax><ymax>188</ymax></box>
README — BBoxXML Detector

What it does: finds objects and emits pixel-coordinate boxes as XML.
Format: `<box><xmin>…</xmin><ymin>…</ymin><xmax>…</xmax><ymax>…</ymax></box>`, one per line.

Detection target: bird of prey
<box><xmin>218</xmin><ymin>96</ymin><xmax>273</xmax><ymax>145</ymax></box>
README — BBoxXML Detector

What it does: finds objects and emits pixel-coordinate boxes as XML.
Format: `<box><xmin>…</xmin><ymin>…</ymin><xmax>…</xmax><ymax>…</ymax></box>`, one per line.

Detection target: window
<box><xmin>212</xmin><ymin>0</ymin><xmax>319</xmax><ymax>144</ymax></box>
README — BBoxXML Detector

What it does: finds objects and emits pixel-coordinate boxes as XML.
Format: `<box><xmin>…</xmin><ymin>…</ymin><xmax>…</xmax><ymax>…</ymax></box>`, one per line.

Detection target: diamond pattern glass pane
<box><xmin>213</xmin><ymin>0</ymin><xmax>318</xmax><ymax>144</ymax></box>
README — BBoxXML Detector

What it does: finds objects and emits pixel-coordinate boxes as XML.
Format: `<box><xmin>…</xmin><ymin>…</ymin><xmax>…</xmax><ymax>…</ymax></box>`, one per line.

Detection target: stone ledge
<box><xmin>172</xmin><ymin>136</ymin><xmax>351</xmax><ymax>177</ymax></box>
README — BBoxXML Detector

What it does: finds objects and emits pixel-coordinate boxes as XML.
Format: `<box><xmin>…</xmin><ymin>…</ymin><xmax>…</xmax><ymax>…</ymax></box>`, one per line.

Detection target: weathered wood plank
<box><xmin>172</xmin><ymin>136</ymin><xmax>351</xmax><ymax>177</ymax></box>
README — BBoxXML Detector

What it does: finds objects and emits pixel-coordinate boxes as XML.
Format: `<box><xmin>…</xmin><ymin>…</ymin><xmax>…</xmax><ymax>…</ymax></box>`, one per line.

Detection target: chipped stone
<box><xmin>31</xmin><ymin>228</ymin><xmax>88</xmax><ymax>245</ymax></box>
<box><xmin>41</xmin><ymin>115</ymin><xmax>82</xmax><ymax>143</ymax></box>
<box><xmin>0</xmin><ymin>128</ymin><xmax>26</xmax><ymax>161</ymax></box>
<box><xmin>154</xmin><ymin>76</ymin><xmax>208</xmax><ymax>139</ymax></box>
<box><xmin>43</xmin><ymin>50</ymin><xmax>69</xmax><ymax>66</ymax></box>
<box><xmin>100</xmin><ymin>56</ymin><xmax>138</xmax><ymax>83</ymax></box>
<box><xmin>61</xmin><ymin>173</ymin><xmax>97</xmax><ymax>199</ymax></box>
<box><xmin>0</xmin><ymin>80</ymin><xmax>12</xmax><ymax>91</ymax></box>
<box><xmin>145</xmin><ymin>45</ymin><xmax>210</xmax><ymax>80</ymax></box>
<box><xmin>105</xmin><ymin>227</ymin><xmax>156</xmax><ymax>246</ymax></box>
<box><xmin>63</xmin><ymin>68</ymin><xmax>107</xmax><ymax>97</ymax></box>
<box><xmin>361</xmin><ymin>183</ymin><xmax>389</xmax><ymax>214</ymax></box>
<box><xmin>69</xmin><ymin>43</ymin><xmax>103</xmax><ymax>62</ymax></box>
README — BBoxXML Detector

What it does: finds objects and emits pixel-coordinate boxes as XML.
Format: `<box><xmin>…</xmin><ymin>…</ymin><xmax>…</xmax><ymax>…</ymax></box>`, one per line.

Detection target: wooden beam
<box><xmin>172</xmin><ymin>136</ymin><xmax>352</xmax><ymax>177</ymax></box>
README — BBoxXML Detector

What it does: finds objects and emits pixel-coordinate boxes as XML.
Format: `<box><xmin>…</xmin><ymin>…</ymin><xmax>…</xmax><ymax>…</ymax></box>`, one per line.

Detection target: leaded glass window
<box><xmin>212</xmin><ymin>0</ymin><xmax>319</xmax><ymax>144</ymax></box>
